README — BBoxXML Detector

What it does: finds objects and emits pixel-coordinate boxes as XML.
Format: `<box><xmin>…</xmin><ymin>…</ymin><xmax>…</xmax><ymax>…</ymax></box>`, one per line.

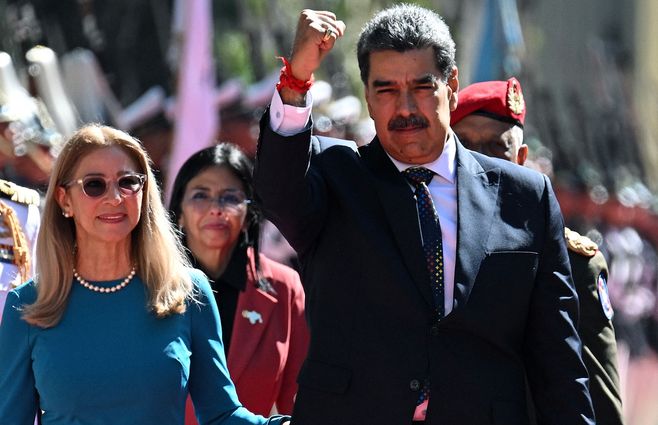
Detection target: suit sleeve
<box><xmin>275</xmin><ymin>270</ymin><xmax>309</xmax><ymax>413</ymax></box>
<box><xmin>253</xmin><ymin>113</ymin><xmax>327</xmax><ymax>255</ymax></box>
<box><xmin>523</xmin><ymin>176</ymin><xmax>595</xmax><ymax>425</ymax></box>
<box><xmin>187</xmin><ymin>271</ymin><xmax>288</xmax><ymax>425</ymax></box>
<box><xmin>0</xmin><ymin>290</ymin><xmax>39</xmax><ymax>424</ymax></box>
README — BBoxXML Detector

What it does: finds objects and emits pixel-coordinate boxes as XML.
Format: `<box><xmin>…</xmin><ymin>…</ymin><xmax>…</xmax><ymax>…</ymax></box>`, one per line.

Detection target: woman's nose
<box><xmin>105</xmin><ymin>182</ymin><xmax>123</xmax><ymax>205</ymax></box>
<box><xmin>207</xmin><ymin>198</ymin><xmax>224</xmax><ymax>214</ymax></box>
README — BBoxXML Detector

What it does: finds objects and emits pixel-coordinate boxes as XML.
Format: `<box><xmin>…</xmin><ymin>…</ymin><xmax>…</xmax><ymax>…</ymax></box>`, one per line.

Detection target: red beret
<box><xmin>450</xmin><ymin>77</ymin><xmax>526</xmax><ymax>128</ymax></box>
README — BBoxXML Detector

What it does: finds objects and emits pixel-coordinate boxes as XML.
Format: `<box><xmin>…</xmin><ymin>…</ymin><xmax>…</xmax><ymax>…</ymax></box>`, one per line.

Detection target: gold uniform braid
<box><xmin>0</xmin><ymin>200</ymin><xmax>31</xmax><ymax>286</ymax></box>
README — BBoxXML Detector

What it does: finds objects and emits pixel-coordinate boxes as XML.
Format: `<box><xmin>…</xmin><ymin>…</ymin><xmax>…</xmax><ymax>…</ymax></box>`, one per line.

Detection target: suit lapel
<box><xmin>227</xmin><ymin>265</ymin><xmax>278</xmax><ymax>382</ymax></box>
<box><xmin>361</xmin><ymin>139</ymin><xmax>434</xmax><ymax>308</ymax></box>
<box><xmin>453</xmin><ymin>141</ymin><xmax>500</xmax><ymax>310</ymax></box>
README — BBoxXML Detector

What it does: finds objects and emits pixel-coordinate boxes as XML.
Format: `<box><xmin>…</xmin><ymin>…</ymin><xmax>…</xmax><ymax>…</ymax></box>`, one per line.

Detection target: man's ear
<box><xmin>517</xmin><ymin>144</ymin><xmax>529</xmax><ymax>166</ymax></box>
<box><xmin>448</xmin><ymin>67</ymin><xmax>459</xmax><ymax>111</ymax></box>
<box><xmin>364</xmin><ymin>86</ymin><xmax>374</xmax><ymax>119</ymax></box>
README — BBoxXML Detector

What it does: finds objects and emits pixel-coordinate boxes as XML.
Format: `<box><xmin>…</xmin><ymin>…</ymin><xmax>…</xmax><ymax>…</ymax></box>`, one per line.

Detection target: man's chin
<box><xmin>391</xmin><ymin>147</ymin><xmax>441</xmax><ymax>165</ymax></box>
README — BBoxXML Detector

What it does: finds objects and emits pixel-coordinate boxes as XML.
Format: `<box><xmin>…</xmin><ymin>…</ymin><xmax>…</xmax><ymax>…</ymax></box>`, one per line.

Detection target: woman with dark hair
<box><xmin>169</xmin><ymin>143</ymin><xmax>308</xmax><ymax>420</ymax></box>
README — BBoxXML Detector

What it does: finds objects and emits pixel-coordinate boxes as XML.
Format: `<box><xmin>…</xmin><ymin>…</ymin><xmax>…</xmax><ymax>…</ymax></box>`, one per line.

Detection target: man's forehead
<box><xmin>367</xmin><ymin>48</ymin><xmax>442</xmax><ymax>81</ymax></box>
<box><xmin>371</xmin><ymin>73</ymin><xmax>439</xmax><ymax>87</ymax></box>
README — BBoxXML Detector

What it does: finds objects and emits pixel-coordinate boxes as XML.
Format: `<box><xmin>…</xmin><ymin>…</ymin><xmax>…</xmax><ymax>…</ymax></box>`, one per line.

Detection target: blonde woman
<box><xmin>0</xmin><ymin>124</ymin><xmax>290</xmax><ymax>425</ymax></box>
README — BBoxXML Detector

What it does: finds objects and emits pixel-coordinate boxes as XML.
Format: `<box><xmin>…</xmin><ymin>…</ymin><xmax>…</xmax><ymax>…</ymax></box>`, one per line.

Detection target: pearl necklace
<box><xmin>73</xmin><ymin>266</ymin><xmax>137</xmax><ymax>293</ymax></box>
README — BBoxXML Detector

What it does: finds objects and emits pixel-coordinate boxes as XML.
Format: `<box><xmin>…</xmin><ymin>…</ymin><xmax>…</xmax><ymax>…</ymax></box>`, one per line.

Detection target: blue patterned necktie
<box><xmin>403</xmin><ymin>166</ymin><xmax>444</xmax><ymax>413</ymax></box>
<box><xmin>403</xmin><ymin>166</ymin><xmax>445</xmax><ymax>319</ymax></box>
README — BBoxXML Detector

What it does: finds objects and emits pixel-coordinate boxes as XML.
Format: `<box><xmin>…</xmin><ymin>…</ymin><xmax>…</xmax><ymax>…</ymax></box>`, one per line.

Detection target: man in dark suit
<box><xmin>254</xmin><ymin>5</ymin><xmax>595</xmax><ymax>425</ymax></box>
<box><xmin>452</xmin><ymin>78</ymin><xmax>624</xmax><ymax>425</ymax></box>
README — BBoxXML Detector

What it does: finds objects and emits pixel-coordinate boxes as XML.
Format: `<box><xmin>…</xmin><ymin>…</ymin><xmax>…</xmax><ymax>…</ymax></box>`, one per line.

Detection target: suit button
<box><xmin>410</xmin><ymin>379</ymin><xmax>420</xmax><ymax>391</ymax></box>
<box><xmin>430</xmin><ymin>325</ymin><xmax>439</xmax><ymax>336</ymax></box>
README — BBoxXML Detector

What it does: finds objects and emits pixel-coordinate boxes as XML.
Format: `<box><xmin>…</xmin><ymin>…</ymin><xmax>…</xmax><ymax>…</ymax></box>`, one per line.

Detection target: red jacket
<box><xmin>186</xmin><ymin>250</ymin><xmax>308</xmax><ymax>422</ymax></box>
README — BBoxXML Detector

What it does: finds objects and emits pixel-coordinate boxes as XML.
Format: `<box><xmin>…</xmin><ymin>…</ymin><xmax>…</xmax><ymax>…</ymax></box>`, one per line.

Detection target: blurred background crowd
<box><xmin>1</xmin><ymin>0</ymin><xmax>658</xmax><ymax>423</ymax></box>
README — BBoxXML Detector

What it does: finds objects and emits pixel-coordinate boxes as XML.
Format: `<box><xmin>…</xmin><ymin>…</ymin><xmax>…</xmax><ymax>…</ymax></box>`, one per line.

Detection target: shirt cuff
<box><xmin>269</xmin><ymin>89</ymin><xmax>313</xmax><ymax>136</ymax></box>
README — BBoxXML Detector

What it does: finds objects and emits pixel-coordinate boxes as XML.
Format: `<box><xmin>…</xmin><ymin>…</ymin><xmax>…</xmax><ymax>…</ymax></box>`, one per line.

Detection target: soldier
<box><xmin>0</xmin><ymin>51</ymin><xmax>45</xmax><ymax>323</ymax></box>
<box><xmin>0</xmin><ymin>177</ymin><xmax>40</xmax><ymax>323</ymax></box>
<box><xmin>0</xmin><ymin>180</ymin><xmax>40</xmax><ymax>425</ymax></box>
<box><xmin>451</xmin><ymin>78</ymin><xmax>623</xmax><ymax>425</ymax></box>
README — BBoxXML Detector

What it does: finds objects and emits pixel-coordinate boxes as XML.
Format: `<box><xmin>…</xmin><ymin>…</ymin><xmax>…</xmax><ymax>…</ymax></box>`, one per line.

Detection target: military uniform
<box><xmin>566</xmin><ymin>228</ymin><xmax>623</xmax><ymax>425</ymax></box>
<box><xmin>451</xmin><ymin>78</ymin><xmax>624</xmax><ymax>425</ymax></box>
<box><xmin>0</xmin><ymin>179</ymin><xmax>40</xmax><ymax>324</ymax></box>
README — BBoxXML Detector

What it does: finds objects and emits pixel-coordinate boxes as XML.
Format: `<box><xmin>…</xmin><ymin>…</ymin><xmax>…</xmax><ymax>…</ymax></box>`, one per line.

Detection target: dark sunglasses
<box><xmin>65</xmin><ymin>173</ymin><xmax>146</xmax><ymax>198</ymax></box>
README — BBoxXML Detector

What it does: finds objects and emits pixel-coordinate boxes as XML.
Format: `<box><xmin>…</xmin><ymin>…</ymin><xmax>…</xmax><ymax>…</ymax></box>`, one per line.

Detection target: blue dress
<box><xmin>0</xmin><ymin>269</ymin><xmax>288</xmax><ymax>425</ymax></box>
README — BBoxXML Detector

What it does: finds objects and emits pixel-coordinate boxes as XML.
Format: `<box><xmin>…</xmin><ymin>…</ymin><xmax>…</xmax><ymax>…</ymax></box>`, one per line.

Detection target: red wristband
<box><xmin>275</xmin><ymin>57</ymin><xmax>314</xmax><ymax>94</ymax></box>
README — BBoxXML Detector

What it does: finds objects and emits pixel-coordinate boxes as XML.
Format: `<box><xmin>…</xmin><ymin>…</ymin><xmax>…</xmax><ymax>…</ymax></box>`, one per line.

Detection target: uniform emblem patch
<box><xmin>597</xmin><ymin>273</ymin><xmax>614</xmax><ymax>320</ymax></box>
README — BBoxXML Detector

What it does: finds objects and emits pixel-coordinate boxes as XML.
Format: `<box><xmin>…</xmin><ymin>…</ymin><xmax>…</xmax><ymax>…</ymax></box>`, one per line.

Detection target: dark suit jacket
<box><xmin>254</xmin><ymin>119</ymin><xmax>595</xmax><ymax>425</ymax></box>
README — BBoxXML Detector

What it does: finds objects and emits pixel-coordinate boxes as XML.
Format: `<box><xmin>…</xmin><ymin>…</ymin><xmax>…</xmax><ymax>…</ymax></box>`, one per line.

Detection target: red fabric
<box><xmin>275</xmin><ymin>57</ymin><xmax>314</xmax><ymax>93</ymax></box>
<box><xmin>185</xmin><ymin>249</ymin><xmax>309</xmax><ymax>423</ymax></box>
<box><xmin>185</xmin><ymin>397</ymin><xmax>196</xmax><ymax>424</ymax></box>
<box><xmin>451</xmin><ymin>77</ymin><xmax>526</xmax><ymax>126</ymax></box>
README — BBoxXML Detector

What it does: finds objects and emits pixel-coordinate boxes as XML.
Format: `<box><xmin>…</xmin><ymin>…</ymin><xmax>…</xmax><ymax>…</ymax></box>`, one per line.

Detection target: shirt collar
<box><xmin>387</xmin><ymin>132</ymin><xmax>456</xmax><ymax>184</ymax></box>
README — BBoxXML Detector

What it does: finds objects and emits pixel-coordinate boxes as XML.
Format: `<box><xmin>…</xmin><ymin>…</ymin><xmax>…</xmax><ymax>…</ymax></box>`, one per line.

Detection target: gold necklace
<box><xmin>73</xmin><ymin>266</ymin><xmax>137</xmax><ymax>293</ymax></box>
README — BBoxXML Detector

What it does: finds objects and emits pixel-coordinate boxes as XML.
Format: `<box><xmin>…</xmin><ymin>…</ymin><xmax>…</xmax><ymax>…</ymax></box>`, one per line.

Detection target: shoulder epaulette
<box><xmin>565</xmin><ymin>227</ymin><xmax>598</xmax><ymax>257</ymax></box>
<box><xmin>0</xmin><ymin>179</ymin><xmax>41</xmax><ymax>206</ymax></box>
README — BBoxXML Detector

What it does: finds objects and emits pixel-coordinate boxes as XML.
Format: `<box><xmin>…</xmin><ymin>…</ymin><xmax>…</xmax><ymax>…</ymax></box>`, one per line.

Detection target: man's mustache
<box><xmin>388</xmin><ymin>115</ymin><xmax>429</xmax><ymax>130</ymax></box>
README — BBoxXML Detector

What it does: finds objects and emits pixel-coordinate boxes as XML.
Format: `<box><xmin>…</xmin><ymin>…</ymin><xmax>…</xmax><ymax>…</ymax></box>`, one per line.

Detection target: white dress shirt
<box><xmin>387</xmin><ymin>142</ymin><xmax>457</xmax><ymax>316</ymax></box>
<box><xmin>269</xmin><ymin>90</ymin><xmax>458</xmax><ymax>316</ymax></box>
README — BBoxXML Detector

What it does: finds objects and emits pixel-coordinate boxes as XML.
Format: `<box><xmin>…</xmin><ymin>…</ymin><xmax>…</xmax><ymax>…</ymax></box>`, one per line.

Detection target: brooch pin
<box><xmin>242</xmin><ymin>310</ymin><xmax>263</xmax><ymax>325</ymax></box>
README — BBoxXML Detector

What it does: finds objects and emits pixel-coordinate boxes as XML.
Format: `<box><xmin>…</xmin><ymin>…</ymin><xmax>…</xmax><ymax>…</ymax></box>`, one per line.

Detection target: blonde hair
<box><xmin>23</xmin><ymin>124</ymin><xmax>192</xmax><ymax>328</ymax></box>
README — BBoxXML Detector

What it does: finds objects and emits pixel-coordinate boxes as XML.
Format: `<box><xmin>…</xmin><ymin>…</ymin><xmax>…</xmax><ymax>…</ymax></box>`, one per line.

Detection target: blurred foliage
<box><xmin>212</xmin><ymin>0</ymin><xmax>449</xmax><ymax>96</ymax></box>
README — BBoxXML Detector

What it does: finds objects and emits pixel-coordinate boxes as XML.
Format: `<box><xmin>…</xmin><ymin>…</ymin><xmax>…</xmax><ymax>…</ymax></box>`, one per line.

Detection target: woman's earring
<box><xmin>63</xmin><ymin>211</ymin><xmax>71</xmax><ymax>218</ymax></box>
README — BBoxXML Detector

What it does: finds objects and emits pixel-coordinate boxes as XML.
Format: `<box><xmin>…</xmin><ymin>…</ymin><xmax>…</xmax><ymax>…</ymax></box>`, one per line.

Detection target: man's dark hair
<box><xmin>357</xmin><ymin>3</ymin><xmax>456</xmax><ymax>84</ymax></box>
